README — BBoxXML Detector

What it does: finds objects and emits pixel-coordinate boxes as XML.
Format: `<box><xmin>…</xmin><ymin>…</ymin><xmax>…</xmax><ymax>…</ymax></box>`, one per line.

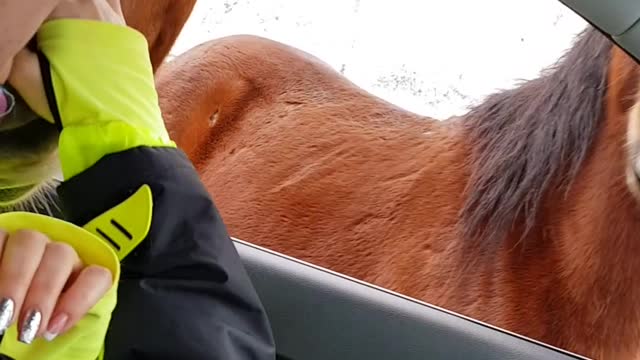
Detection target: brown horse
<box><xmin>0</xmin><ymin>0</ymin><xmax>196</xmax><ymax>211</ymax></box>
<box><xmin>119</xmin><ymin>0</ymin><xmax>196</xmax><ymax>72</ymax></box>
<box><xmin>155</xmin><ymin>26</ymin><xmax>640</xmax><ymax>359</ymax></box>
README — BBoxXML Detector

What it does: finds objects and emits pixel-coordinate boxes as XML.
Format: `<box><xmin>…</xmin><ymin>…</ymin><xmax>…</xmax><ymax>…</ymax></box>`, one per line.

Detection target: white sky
<box><xmin>171</xmin><ymin>0</ymin><xmax>588</xmax><ymax>119</ymax></box>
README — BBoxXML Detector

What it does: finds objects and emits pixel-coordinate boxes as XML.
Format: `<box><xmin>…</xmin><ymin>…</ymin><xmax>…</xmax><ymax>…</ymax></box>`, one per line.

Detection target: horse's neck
<box><xmin>545</xmin><ymin>111</ymin><xmax>640</xmax><ymax>355</ymax></box>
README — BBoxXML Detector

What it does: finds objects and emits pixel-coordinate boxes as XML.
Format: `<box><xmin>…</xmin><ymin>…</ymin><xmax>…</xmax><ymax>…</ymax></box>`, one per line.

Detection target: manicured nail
<box><xmin>43</xmin><ymin>313</ymin><xmax>68</xmax><ymax>342</ymax></box>
<box><xmin>19</xmin><ymin>309</ymin><xmax>41</xmax><ymax>344</ymax></box>
<box><xmin>0</xmin><ymin>297</ymin><xmax>14</xmax><ymax>334</ymax></box>
<box><xmin>0</xmin><ymin>87</ymin><xmax>15</xmax><ymax>117</ymax></box>
<box><xmin>0</xmin><ymin>89</ymin><xmax>8</xmax><ymax>115</ymax></box>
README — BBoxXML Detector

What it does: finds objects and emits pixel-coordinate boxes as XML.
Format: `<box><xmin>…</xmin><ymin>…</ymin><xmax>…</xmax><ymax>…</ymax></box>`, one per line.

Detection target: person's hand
<box><xmin>0</xmin><ymin>229</ymin><xmax>112</xmax><ymax>344</ymax></box>
<box><xmin>8</xmin><ymin>0</ymin><xmax>126</xmax><ymax>121</ymax></box>
<box><xmin>7</xmin><ymin>0</ymin><xmax>175</xmax><ymax>182</ymax></box>
<box><xmin>0</xmin><ymin>0</ymin><xmax>60</xmax><ymax>83</ymax></box>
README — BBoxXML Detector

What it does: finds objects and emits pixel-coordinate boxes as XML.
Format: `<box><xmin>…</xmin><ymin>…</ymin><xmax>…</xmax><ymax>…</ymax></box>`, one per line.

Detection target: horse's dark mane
<box><xmin>459</xmin><ymin>26</ymin><xmax>612</xmax><ymax>247</ymax></box>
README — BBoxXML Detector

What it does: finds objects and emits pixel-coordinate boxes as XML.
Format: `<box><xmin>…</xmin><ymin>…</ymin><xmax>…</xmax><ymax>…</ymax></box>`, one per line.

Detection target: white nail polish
<box><xmin>45</xmin><ymin>313</ymin><xmax>68</xmax><ymax>342</ymax></box>
<box><xmin>43</xmin><ymin>331</ymin><xmax>58</xmax><ymax>342</ymax></box>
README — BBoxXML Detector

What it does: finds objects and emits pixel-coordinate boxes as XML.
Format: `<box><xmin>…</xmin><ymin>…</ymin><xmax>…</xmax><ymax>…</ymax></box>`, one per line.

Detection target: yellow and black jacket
<box><xmin>0</xmin><ymin>147</ymin><xmax>276</xmax><ymax>360</ymax></box>
<box><xmin>0</xmin><ymin>19</ymin><xmax>276</xmax><ymax>360</ymax></box>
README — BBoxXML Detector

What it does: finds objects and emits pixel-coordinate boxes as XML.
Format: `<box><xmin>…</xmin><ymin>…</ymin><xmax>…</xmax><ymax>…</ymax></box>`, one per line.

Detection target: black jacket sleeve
<box><xmin>55</xmin><ymin>146</ymin><xmax>276</xmax><ymax>360</ymax></box>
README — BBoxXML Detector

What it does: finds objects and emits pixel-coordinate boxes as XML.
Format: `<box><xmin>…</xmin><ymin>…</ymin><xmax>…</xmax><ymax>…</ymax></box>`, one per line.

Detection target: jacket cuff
<box><xmin>56</xmin><ymin>146</ymin><xmax>195</xmax><ymax>227</ymax></box>
<box><xmin>58</xmin><ymin>122</ymin><xmax>176</xmax><ymax>182</ymax></box>
<box><xmin>35</xmin><ymin>19</ymin><xmax>175</xmax><ymax>180</ymax></box>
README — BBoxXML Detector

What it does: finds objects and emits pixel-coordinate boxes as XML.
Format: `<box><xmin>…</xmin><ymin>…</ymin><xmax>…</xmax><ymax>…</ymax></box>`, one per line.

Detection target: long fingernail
<box><xmin>43</xmin><ymin>313</ymin><xmax>68</xmax><ymax>342</ymax></box>
<box><xmin>19</xmin><ymin>309</ymin><xmax>41</xmax><ymax>344</ymax></box>
<box><xmin>0</xmin><ymin>88</ymin><xmax>8</xmax><ymax>115</ymax></box>
<box><xmin>0</xmin><ymin>297</ymin><xmax>14</xmax><ymax>334</ymax></box>
<box><xmin>0</xmin><ymin>86</ymin><xmax>15</xmax><ymax>117</ymax></box>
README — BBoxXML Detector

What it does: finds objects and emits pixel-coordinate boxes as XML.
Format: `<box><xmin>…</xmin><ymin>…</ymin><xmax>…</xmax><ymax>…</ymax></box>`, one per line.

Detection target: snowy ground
<box><xmin>171</xmin><ymin>0</ymin><xmax>588</xmax><ymax>119</ymax></box>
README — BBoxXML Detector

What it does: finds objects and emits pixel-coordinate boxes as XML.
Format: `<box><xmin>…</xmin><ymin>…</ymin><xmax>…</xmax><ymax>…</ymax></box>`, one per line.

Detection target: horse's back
<box><xmin>158</xmin><ymin>34</ymin><xmax>469</xmax><ymax>295</ymax></box>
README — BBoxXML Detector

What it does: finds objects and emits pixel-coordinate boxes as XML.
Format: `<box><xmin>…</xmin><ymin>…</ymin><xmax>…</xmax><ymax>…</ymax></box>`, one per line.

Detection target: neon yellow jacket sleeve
<box><xmin>35</xmin><ymin>19</ymin><xmax>176</xmax><ymax>181</ymax></box>
<box><xmin>0</xmin><ymin>213</ymin><xmax>120</xmax><ymax>360</ymax></box>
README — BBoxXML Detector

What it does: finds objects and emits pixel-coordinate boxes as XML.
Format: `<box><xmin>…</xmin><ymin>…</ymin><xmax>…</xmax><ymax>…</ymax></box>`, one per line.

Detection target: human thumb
<box><xmin>8</xmin><ymin>48</ymin><xmax>54</xmax><ymax>124</ymax></box>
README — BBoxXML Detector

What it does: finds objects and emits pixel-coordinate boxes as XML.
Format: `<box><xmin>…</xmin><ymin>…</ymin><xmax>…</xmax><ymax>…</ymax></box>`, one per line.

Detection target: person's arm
<box><xmin>40</xmin><ymin>19</ymin><xmax>275</xmax><ymax>360</ymax></box>
<box><xmin>8</xmin><ymin>12</ymin><xmax>276</xmax><ymax>360</ymax></box>
<box><xmin>0</xmin><ymin>0</ymin><xmax>59</xmax><ymax>82</ymax></box>
<box><xmin>57</xmin><ymin>146</ymin><xmax>276</xmax><ymax>360</ymax></box>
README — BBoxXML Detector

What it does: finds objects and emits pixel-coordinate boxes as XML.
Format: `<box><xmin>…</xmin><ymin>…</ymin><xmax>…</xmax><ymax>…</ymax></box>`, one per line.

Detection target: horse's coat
<box><xmin>154</xmin><ymin>25</ymin><xmax>640</xmax><ymax>359</ymax></box>
<box><xmin>120</xmin><ymin>0</ymin><xmax>197</xmax><ymax>72</ymax></box>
